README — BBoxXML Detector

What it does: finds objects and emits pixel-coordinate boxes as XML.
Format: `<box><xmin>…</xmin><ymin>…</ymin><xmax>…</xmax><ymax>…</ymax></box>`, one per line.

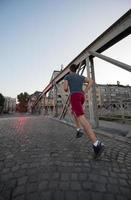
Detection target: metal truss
<box><xmin>32</xmin><ymin>9</ymin><xmax>131</xmax><ymax>126</ymax></box>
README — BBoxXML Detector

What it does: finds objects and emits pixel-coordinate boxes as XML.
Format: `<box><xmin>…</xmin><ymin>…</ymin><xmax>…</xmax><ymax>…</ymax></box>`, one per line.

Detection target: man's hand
<box><xmin>84</xmin><ymin>78</ymin><xmax>94</xmax><ymax>93</ymax></box>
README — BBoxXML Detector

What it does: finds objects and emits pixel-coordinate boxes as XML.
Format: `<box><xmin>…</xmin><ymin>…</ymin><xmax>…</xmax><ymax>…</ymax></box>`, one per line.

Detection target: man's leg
<box><xmin>77</xmin><ymin>114</ymin><xmax>105</xmax><ymax>158</ymax></box>
<box><xmin>72</xmin><ymin>113</ymin><xmax>83</xmax><ymax>138</ymax></box>
<box><xmin>77</xmin><ymin>114</ymin><xmax>97</xmax><ymax>143</ymax></box>
<box><xmin>70</xmin><ymin>92</ymin><xmax>104</xmax><ymax>158</ymax></box>
<box><xmin>78</xmin><ymin>115</ymin><xmax>104</xmax><ymax>159</ymax></box>
<box><xmin>73</xmin><ymin>112</ymin><xmax>81</xmax><ymax>129</ymax></box>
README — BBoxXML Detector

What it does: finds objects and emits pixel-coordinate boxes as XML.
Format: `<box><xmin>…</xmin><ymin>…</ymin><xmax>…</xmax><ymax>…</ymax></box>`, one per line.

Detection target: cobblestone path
<box><xmin>0</xmin><ymin>115</ymin><xmax>131</xmax><ymax>200</ymax></box>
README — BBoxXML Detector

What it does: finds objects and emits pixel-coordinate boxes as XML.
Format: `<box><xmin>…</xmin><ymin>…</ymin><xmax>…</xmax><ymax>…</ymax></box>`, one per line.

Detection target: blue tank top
<box><xmin>64</xmin><ymin>73</ymin><xmax>85</xmax><ymax>94</ymax></box>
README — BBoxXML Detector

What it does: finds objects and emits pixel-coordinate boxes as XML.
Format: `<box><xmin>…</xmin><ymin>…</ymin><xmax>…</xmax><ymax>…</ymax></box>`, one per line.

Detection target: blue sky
<box><xmin>0</xmin><ymin>0</ymin><xmax>131</xmax><ymax>98</ymax></box>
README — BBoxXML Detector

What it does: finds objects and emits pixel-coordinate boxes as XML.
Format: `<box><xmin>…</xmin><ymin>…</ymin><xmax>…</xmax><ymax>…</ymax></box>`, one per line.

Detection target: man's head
<box><xmin>69</xmin><ymin>64</ymin><xmax>78</xmax><ymax>73</ymax></box>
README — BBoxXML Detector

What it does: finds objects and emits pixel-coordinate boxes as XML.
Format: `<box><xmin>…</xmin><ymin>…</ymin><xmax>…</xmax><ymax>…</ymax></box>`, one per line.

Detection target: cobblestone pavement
<box><xmin>0</xmin><ymin>115</ymin><xmax>131</xmax><ymax>200</ymax></box>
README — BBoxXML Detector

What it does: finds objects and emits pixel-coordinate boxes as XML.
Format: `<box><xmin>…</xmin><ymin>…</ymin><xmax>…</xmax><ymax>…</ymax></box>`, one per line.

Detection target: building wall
<box><xmin>3</xmin><ymin>97</ymin><xmax>16</xmax><ymax>113</ymax></box>
<box><xmin>97</xmin><ymin>84</ymin><xmax>131</xmax><ymax>106</ymax></box>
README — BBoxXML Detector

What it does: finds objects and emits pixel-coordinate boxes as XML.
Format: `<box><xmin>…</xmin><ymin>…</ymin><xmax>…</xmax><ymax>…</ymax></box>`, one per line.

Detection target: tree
<box><xmin>17</xmin><ymin>92</ymin><xmax>29</xmax><ymax>112</ymax></box>
<box><xmin>0</xmin><ymin>93</ymin><xmax>5</xmax><ymax>114</ymax></box>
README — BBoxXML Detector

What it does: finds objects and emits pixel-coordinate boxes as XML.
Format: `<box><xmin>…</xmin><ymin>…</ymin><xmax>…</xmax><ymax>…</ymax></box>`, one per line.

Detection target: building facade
<box><xmin>3</xmin><ymin>97</ymin><xmax>16</xmax><ymax>113</ymax></box>
<box><xmin>27</xmin><ymin>91</ymin><xmax>42</xmax><ymax>113</ymax></box>
<box><xmin>96</xmin><ymin>84</ymin><xmax>131</xmax><ymax>117</ymax></box>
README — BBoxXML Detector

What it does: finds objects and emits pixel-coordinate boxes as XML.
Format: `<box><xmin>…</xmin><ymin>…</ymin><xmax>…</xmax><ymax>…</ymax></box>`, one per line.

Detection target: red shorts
<box><xmin>70</xmin><ymin>92</ymin><xmax>85</xmax><ymax>117</ymax></box>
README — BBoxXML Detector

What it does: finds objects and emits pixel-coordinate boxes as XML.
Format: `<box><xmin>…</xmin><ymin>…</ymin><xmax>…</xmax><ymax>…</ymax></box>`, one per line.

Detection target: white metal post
<box><xmin>86</xmin><ymin>57</ymin><xmax>99</xmax><ymax>128</ymax></box>
<box><xmin>90</xmin><ymin>57</ymin><xmax>99</xmax><ymax>127</ymax></box>
<box><xmin>54</xmin><ymin>83</ymin><xmax>58</xmax><ymax>117</ymax></box>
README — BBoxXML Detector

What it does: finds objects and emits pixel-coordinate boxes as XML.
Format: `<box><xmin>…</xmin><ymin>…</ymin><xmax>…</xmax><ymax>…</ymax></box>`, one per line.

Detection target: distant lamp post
<box><xmin>117</xmin><ymin>81</ymin><xmax>120</xmax><ymax>86</ymax></box>
<box><xmin>60</xmin><ymin>64</ymin><xmax>64</xmax><ymax>71</ymax></box>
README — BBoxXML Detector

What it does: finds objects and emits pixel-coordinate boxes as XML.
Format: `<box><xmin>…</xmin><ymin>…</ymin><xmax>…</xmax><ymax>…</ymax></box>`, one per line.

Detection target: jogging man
<box><xmin>64</xmin><ymin>64</ymin><xmax>104</xmax><ymax>158</ymax></box>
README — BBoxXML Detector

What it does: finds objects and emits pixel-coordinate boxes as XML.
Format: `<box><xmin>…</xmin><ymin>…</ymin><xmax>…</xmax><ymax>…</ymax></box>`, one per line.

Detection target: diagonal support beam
<box><xmin>88</xmin><ymin>50</ymin><xmax>131</xmax><ymax>72</ymax></box>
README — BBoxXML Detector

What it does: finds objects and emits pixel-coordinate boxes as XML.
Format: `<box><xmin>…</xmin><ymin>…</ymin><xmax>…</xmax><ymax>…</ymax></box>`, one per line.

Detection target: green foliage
<box><xmin>17</xmin><ymin>92</ymin><xmax>29</xmax><ymax>104</ymax></box>
<box><xmin>0</xmin><ymin>93</ymin><xmax>5</xmax><ymax>106</ymax></box>
<box><xmin>17</xmin><ymin>92</ymin><xmax>29</xmax><ymax>112</ymax></box>
<box><xmin>0</xmin><ymin>93</ymin><xmax>5</xmax><ymax>113</ymax></box>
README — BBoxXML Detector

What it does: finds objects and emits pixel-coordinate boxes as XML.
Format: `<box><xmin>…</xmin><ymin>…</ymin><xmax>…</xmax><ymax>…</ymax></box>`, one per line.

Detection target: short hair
<box><xmin>69</xmin><ymin>64</ymin><xmax>78</xmax><ymax>72</ymax></box>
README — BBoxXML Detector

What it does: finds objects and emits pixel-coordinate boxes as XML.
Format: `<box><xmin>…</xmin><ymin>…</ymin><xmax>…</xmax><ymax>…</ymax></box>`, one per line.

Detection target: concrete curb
<box><xmin>50</xmin><ymin>117</ymin><xmax>131</xmax><ymax>145</ymax></box>
<box><xmin>126</xmin><ymin>131</ymin><xmax>131</xmax><ymax>138</ymax></box>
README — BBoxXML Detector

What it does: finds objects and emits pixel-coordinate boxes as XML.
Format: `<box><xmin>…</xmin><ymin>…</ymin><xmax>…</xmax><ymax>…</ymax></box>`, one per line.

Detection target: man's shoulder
<box><xmin>64</xmin><ymin>74</ymin><xmax>70</xmax><ymax>80</ymax></box>
<box><xmin>77</xmin><ymin>74</ymin><xmax>85</xmax><ymax>79</ymax></box>
<box><xmin>64</xmin><ymin>73</ymin><xmax>74</xmax><ymax>79</ymax></box>
<box><xmin>64</xmin><ymin>73</ymin><xmax>85</xmax><ymax>80</ymax></box>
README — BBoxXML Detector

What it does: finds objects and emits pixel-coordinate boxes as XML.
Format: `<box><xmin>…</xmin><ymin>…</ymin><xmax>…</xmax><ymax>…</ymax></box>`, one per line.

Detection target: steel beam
<box><xmin>73</xmin><ymin>9</ymin><xmax>131</xmax><ymax>65</ymax></box>
<box><xmin>33</xmin><ymin>9</ymin><xmax>131</xmax><ymax>107</ymax></box>
<box><xmin>88</xmin><ymin>50</ymin><xmax>131</xmax><ymax>72</ymax></box>
<box><xmin>44</xmin><ymin>9</ymin><xmax>131</xmax><ymax>92</ymax></box>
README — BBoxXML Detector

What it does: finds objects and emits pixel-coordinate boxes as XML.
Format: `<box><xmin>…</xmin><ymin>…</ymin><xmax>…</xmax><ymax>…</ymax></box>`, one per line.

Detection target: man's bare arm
<box><xmin>84</xmin><ymin>78</ymin><xmax>94</xmax><ymax>93</ymax></box>
<box><xmin>63</xmin><ymin>80</ymin><xmax>68</xmax><ymax>92</ymax></box>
